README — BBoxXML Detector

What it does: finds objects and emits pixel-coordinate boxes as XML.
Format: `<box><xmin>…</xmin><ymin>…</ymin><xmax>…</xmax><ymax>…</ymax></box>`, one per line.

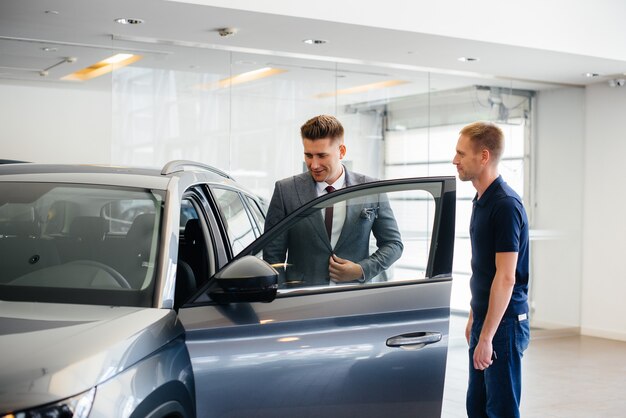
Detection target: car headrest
<box><xmin>69</xmin><ymin>216</ymin><xmax>107</xmax><ymax>241</ymax></box>
<box><xmin>45</xmin><ymin>200</ymin><xmax>78</xmax><ymax>235</ymax></box>
<box><xmin>127</xmin><ymin>213</ymin><xmax>156</xmax><ymax>242</ymax></box>
<box><xmin>184</xmin><ymin>219</ymin><xmax>203</xmax><ymax>245</ymax></box>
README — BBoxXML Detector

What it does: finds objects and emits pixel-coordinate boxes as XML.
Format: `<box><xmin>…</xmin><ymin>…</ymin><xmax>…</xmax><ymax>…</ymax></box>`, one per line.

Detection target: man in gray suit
<box><xmin>263</xmin><ymin>115</ymin><xmax>403</xmax><ymax>286</ymax></box>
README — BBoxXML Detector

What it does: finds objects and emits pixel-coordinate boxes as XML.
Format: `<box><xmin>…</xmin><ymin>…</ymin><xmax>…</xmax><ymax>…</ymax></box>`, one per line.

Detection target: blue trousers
<box><xmin>467</xmin><ymin>316</ymin><xmax>530</xmax><ymax>418</ymax></box>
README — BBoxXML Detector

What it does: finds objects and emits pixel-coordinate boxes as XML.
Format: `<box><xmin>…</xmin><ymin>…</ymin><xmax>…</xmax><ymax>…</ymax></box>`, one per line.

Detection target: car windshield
<box><xmin>0</xmin><ymin>182</ymin><xmax>164</xmax><ymax>307</ymax></box>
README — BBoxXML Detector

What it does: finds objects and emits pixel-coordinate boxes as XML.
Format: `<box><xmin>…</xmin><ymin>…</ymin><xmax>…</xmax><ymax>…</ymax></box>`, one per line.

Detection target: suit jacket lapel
<box><xmin>344</xmin><ymin>165</ymin><xmax>355</xmax><ymax>187</ymax></box>
<box><xmin>334</xmin><ymin>200</ymin><xmax>361</xmax><ymax>251</ymax></box>
<box><xmin>294</xmin><ymin>172</ymin><xmax>317</xmax><ymax>205</ymax></box>
<box><xmin>335</xmin><ymin>166</ymin><xmax>360</xmax><ymax>251</ymax></box>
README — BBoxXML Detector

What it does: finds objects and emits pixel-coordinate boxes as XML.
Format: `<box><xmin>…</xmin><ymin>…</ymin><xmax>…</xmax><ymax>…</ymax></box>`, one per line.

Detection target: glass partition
<box><xmin>0</xmin><ymin>33</ymin><xmax>542</xmax><ymax>316</ymax></box>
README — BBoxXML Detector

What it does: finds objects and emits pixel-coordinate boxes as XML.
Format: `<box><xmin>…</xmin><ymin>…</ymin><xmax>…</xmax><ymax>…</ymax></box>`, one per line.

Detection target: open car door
<box><xmin>180</xmin><ymin>176</ymin><xmax>455</xmax><ymax>418</ymax></box>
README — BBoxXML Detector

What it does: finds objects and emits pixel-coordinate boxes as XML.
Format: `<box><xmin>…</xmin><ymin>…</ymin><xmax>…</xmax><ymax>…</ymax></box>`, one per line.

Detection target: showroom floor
<box><xmin>441</xmin><ymin>314</ymin><xmax>626</xmax><ymax>418</ymax></box>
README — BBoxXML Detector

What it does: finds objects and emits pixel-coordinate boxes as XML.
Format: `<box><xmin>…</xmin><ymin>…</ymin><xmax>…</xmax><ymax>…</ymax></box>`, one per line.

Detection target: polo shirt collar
<box><xmin>473</xmin><ymin>175</ymin><xmax>503</xmax><ymax>206</ymax></box>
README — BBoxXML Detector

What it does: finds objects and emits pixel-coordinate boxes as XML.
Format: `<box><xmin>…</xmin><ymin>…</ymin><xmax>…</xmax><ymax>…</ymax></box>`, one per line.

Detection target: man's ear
<box><xmin>481</xmin><ymin>148</ymin><xmax>490</xmax><ymax>166</ymax></box>
<box><xmin>339</xmin><ymin>143</ymin><xmax>347</xmax><ymax>159</ymax></box>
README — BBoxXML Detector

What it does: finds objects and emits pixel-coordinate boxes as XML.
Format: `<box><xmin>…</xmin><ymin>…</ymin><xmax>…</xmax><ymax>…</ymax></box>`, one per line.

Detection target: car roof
<box><xmin>0</xmin><ymin>161</ymin><xmax>240</xmax><ymax>191</ymax></box>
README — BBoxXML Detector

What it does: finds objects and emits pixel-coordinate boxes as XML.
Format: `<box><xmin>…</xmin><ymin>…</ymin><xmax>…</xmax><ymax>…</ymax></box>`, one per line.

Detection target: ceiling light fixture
<box><xmin>315</xmin><ymin>79</ymin><xmax>409</xmax><ymax>98</ymax></box>
<box><xmin>303</xmin><ymin>39</ymin><xmax>328</xmax><ymax>45</ymax></box>
<box><xmin>61</xmin><ymin>53</ymin><xmax>142</xmax><ymax>81</ymax></box>
<box><xmin>458</xmin><ymin>57</ymin><xmax>480</xmax><ymax>62</ymax></box>
<box><xmin>217</xmin><ymin>27</ymin><xmax>238</xmax><ymax>37</ymax></box>
<box><xmin>583</xmin><ymin>72</ymin><xmax>600</xmax><ymax>78</ymax></box>
<box><xmin>41</xmin><ymin>47</ymin><xmax>58</xmax><ymax>52</ymax></box>
<box><xmin>115</xmin><ymin>17</ymin><xmax>145</xmax><ymax>25</ymax></box>
<box><xmin>277</xmin><ymin>337</ymin><xmax>300</xmax><ymax>343</ymax></box>
<box><xmin>194</xmin><ymin>67</ymin><xmax>287</xmax><ymax>90</ymax></box>
<box><xmin>38</xmin><ymin>56</ymin><xmax>76</xmax><ymax>77</ymax></box>
<box><xmin>101</xmin><ymin>53</ymin><xmax>134</xmax><ymax>64</ymax></box>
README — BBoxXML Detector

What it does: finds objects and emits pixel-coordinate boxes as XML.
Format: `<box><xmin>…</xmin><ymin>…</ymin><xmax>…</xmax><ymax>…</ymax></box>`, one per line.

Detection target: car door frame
<box><xmin>180</xmin><ymin>176</ymin><xmax>456</xmax><ymax>418</ymax></box>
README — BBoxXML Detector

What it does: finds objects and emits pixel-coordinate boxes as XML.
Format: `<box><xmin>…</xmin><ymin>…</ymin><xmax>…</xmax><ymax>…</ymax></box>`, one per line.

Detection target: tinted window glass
<box><xmin>256</xmin><ymin>184</ymin><xmax>438</xmax><ymax>290</ymax></box>
<box><xmin>245</xmin><ymin>195</ymin><xmax>265</xmax><ymax>237</ymax></box>
<box><xmin>212</xmin><ymin>188</ymin><xmax>256</xmax><ymax>255</ymax></box>
<box><xmin>0</xmin><ymin>182</ymin><xmax>163</xmax><ymax>307</ymax></box>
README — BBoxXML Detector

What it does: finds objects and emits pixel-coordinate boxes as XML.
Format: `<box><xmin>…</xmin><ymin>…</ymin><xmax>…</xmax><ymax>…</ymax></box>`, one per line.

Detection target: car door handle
<box><xmin>386</xmin><ymin>332</ymin><xmax>442</xmax><ymax>349</ymax></box>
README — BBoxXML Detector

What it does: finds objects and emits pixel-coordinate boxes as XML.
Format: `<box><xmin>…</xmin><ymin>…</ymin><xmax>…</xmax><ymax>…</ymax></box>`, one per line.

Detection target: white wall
<box><xmin>499</xmin><ymin>85</ymin><xmax>626</xmax><ymax>341</ymax></box>
<box><xmin>581</xmin><ymin>83</ymin><xmax>626</xmax><ymax>341</ymax></box>
<box><xmin>532</xmin><ymin>87</ymin><xmax>585</xmax><ymax>330</ymax></box>
<box><xmin>0</xmin><ymin>83</ymin><xmax>111</xmax><ymax>164</ymax></box>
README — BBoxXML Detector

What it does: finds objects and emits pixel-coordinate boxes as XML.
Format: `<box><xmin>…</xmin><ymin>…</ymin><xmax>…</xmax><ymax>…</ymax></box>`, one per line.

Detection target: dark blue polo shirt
<box><xmin>469</xmin><ymin>175</ymin><xmax>529</xmax><ymax>319</ymax></box>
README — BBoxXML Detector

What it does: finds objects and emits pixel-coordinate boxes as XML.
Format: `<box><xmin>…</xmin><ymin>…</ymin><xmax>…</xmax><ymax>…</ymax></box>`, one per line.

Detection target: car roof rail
<box><xmin>161</xmin><ymin>160</ymin><xmax>233</xmax><ymax>179</ymax></box>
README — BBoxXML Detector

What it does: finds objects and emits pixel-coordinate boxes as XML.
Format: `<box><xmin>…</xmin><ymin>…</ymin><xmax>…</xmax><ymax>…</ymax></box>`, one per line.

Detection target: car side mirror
<box><xmin>209</xmin><ymin>256</ymin><xmax>278</xmax><ymax>304</ymax></box>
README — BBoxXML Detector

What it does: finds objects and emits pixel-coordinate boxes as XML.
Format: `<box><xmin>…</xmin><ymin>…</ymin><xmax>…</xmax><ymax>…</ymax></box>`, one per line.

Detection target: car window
<box><xmin>245</xmin><ymin>195</ymin><xmax>265</xmax><ymax>237</ymax></box>
<box><xmin>211</xmin><ymin>187</ymin><xmax>256</xmax><ymax>255</ymax></box>
<box><xmin>176</xmin><ymin>198</ymin><xmax>210</xmax><ymax>307</ymax></box>
<box><xmin>255</xmin><ymin>181</ymin><xmax>441</xmax><ymax>291</ymax></box>
<box><xmin>0</xmin><ymin>182</ymin><xmax>163</xmax><ymax>307</ymax></box>
<box><xmin>102</xmin><ymin>199</ymin><xmax>158</xmax><ymax>234</ymax></box>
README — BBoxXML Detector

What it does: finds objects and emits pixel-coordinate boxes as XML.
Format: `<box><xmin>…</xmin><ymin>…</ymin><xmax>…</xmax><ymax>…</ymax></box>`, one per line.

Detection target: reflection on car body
<box><xmin>0</xmin><ymin>160</ymin><xmax>455</xmax><ymax>418</ymax></box>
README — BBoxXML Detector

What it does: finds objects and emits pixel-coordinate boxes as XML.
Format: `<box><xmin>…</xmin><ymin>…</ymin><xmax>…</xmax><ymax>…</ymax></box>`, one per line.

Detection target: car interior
<box><xmin>0</xmin><ymin>183</ymin><xmax>162</xmax><ymax>295</ymax></box>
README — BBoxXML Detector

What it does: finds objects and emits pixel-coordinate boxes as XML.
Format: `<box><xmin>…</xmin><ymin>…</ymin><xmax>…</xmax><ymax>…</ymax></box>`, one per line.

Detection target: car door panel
<box><xmin>181</xmin><ymin>279</ymin><xmax>451</xmax><ymax>417</ymax></box>
<box><xmin>181</xmin><ymin>177</ymin><xmax>455</xmax><ymax>418</ymax></box>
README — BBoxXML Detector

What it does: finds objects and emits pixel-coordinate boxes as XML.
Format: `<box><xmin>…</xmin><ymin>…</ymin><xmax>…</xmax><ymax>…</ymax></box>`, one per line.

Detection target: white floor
<box><xmin>441</xmin><ymin>314</ymin><xmax>626</xmax><ymax>418</ymax></box>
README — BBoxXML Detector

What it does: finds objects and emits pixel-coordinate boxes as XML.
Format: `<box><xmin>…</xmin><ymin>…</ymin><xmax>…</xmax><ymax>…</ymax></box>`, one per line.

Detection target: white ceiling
<box><xmin>1</xmin><ymin>0</ymin><xmax>624</xmax><ymax>98</ymax></box>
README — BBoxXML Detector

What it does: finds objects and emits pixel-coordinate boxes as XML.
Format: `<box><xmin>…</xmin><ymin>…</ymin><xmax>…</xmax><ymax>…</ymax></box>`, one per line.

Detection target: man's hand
<box><xmin>329</xmin><ymin>254</ymin><xmax>363</xmax><ymax>282</ymax></box>
<box><xmin>473</xmin><ymin>339</ymin><xmax>494</xmax><ymax>371</ymax></box>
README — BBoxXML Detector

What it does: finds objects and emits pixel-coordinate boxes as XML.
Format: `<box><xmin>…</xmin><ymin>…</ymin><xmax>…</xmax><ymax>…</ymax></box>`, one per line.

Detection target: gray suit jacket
<box><xmin>263</xmin><ymin>167</ymin><xmax>403</xmax><ymax>286</ymax></box>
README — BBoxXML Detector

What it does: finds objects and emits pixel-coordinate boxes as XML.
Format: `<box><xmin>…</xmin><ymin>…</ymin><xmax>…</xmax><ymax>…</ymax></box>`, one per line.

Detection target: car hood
<box><xmin>0</xmin><ymin>301</ymin><xmax>183</xmax><ymax>413</ymax></box>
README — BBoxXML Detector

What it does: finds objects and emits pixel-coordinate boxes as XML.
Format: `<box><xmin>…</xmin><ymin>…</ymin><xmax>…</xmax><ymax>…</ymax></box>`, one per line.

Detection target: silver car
<box><xmin>0</xmin><ymin>161</ymin><xmax>455</xmax><ymax>418</ymax></box>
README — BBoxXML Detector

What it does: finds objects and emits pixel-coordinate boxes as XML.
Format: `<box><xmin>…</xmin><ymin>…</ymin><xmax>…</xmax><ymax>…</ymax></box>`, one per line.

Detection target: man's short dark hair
<box><xmin>460</xmin><ymin>121</ymin><xmax>504</xmax><ymax>163</ymax></box>
<box><xmin>301</xmin><ymin>115</ymin><xmax>344</xmax><ymax>142</ymax></box>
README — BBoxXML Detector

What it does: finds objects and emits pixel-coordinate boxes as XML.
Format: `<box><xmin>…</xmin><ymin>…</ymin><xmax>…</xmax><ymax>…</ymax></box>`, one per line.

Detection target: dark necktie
<box><xmin>324</xmin><ymin>185</ymin><xmax>335</xmax><ymax>240</ymax></box>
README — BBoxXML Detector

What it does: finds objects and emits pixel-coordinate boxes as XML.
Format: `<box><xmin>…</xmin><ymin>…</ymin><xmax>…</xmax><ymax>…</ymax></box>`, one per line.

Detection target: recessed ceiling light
<box><xmin>41</xmin><ymin>47</ymin><xmax>58</xmax><ymax>52</ymax></box>
<box><xmin>62</xmin><ymin>53</ymin><xmax>142</xmax><ymax>81</ymax></box>
<box><xmin>303</xmin><ymin>39</ymin><xmax>328</xmax><ymax>45</ymax></box>
<box><xmin>194</xmin><ymin>67</ymin><xmax>287</xmax><ymax>90</ymax></box>
<box><xmin>315</xmin><ymin>79</ymin><xmax>409</xmax><ymax>98</ymax></box>
<box><xmin>114</xmin><ymin>18</ymin><xmax>145</xmax><ymax>25</ymax></box>
<box><xmin>45</xmin><ymin>10</ymin><xmax>59</xmax><ymax>15</ymax></box>
<box><xmin>101</xmin><ymin>53</ymin><xmax>134</xmax><ymax>64</ymax></box>
<box><xmin>458</xmin><ymin>57</ymin><xmax>480</xmax><ymax>62</ymax></box>
<box><xmin>583</xmin><ymin>72</ymin><xmax>601</xmax><ymax>78</ymax></box>
<box><xmin>278</xmin><ymin>337</ymin><xmax>300</xmax><ymax>343</ymax></box>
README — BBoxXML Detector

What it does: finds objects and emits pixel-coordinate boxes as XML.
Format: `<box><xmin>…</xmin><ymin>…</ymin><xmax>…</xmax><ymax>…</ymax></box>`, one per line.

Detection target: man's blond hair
<box><xmin>460</xmin><ymin>121</ymin><xmax>504</xmax><ymax>163</ymax></box>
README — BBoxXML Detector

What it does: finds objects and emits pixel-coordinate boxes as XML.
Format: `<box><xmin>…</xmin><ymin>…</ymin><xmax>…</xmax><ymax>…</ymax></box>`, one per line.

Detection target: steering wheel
<box><xmin>67</xmin><ymin>260</ymin><xmax>132</xmax><ymax>289</ymax></box>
